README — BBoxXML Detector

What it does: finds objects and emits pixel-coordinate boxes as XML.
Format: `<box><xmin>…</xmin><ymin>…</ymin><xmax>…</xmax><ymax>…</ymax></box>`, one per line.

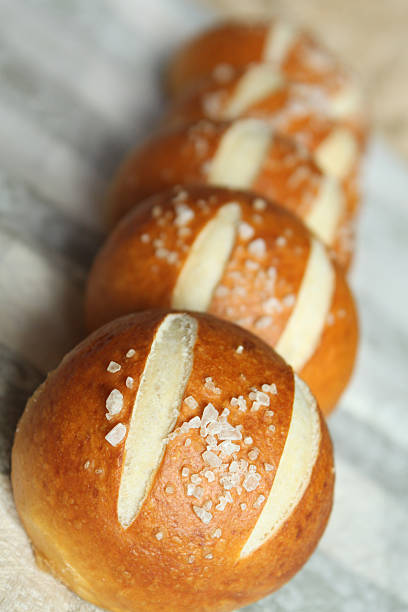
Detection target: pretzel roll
<box><xmin>166</xmin><ymin>63</ymin><xmax>366</xmax><ymax>176</ymax></box>
<box><xmin>12</xmin><ymin>310</ymin><xmax>334</xmax><ymax>612</ymax></box>
<box><xmin>86</xmin><ymin>187</ymin><xmax>358</xmax><ymax>415</ymax></box>
<box><xmin>108</xmin><ymin>119</ymin><xmax>354</xmax><ymax>267</ymax></box>
<box><xmin>168</xmin><ymin>20</ymin><xmax>359</xmax><ymax>100</ymax></box>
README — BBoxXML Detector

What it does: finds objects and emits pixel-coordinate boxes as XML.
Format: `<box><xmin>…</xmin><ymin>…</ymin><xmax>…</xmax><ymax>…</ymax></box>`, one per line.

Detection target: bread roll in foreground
<box><xmin>87</xmin><ymin>187</ymin><xmax>358</xmax><ymax>415</ymax></box>
<box><xmin>108</xmin><ymin>119</ymin><xmax>354</xmax><ymax>267</ymax></box>
<box><xmin>12</xmin><ymin>310</ymin><xmax>334</xmax><ymax>612</ymax></box>
<box><xmin>168</xmin><ymin>20</ymin><xmax>359</xmax><ymax>100</ymax></box>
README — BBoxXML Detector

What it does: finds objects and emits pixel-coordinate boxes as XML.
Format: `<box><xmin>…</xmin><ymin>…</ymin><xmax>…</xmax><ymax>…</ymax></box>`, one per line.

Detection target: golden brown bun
<box><xmin>167</xmin><ymin>20</ymin><xmax>353</xmax><ymax>99</ymax></box>
<box><xmin>12</xmin><ymin>310</ymin><xmax>334</xmax><ymax>612</ymax></box>
<box><xmin>166</xmin><ymin>64</ymin><xmax>366</xmax><ymax>152</ymax></box>
<box><xmin>107</xmin><ymin>119</ymin><xmax>355</xmax><ymax>268</ymax></box>
<box><xmin>86</xmin><ymin>186</ymin><xmax>359</xmax><ymax>415</ymax></box>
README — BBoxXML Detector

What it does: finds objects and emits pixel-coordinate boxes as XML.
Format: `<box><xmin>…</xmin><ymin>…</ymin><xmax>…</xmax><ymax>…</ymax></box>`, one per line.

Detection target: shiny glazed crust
<box><xmin>107</xmin><ymin>120</ymin><xmax>355</xmax><ymax>267</ymax></box>
<box><xmin>12</xmin><ymin>311</ymin><xmax>334</xmax><ymax>612</ymax></box>
<box><xmin>87</xmin><ymin>186</ymin><xmax>359</xmax><ymax>415</ymax></box>
<box><xmin>167</xmin><ymin>20</ymin><xmax>352</xmax><ymax>98</ymax></box>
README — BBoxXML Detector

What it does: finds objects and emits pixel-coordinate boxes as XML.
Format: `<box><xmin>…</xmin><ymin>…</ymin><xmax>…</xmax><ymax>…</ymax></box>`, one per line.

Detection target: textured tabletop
<box><xmin>0</xmin><ymin>1</ymin><xmax>407</xmax><ymax>611</ymax></box>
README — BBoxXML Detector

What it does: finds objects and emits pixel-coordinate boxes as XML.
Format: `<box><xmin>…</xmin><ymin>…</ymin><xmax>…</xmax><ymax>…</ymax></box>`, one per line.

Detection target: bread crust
<box><xmin>12</xmin><ymin>311</ymin><xmax>334</xmax><ymax>612</ymax></box>
<box><xmin>166</xmin><ymin>65</ymin><xmax>366</xmax><ymax>150</ymax></box>
<box><xmin>107</xmin><ymin>120</ymin><xmax>355</xmax><ymax>267</ymax></box>
<box><xmin>167</xmin><ymin>20</ymin><xmax>351</xmax><ymax>99</ymax></box>
<box><xmin>87</xmin><ymin>186</ymin><xmax>358</xmax><ymax>415</ymax></box>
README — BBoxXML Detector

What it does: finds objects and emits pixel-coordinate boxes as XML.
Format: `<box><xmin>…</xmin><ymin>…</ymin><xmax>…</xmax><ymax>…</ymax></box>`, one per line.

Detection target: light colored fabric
<box><xmin>0</xmin><ymin>1</ymin><xmax>407</xmax><ymax>611</ymax></box>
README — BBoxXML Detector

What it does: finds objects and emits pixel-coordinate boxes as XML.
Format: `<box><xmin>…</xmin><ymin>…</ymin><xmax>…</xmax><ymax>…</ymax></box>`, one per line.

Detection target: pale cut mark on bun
<box><xmin>172</xmin><ymin>203</ymin><xmax>241</xmax><ymax>311</ymax></box>
<box><xmin>240</xmin><ymin>374</ymin><xmax>320</xmax><ymax>558</ymax></box>
<box><xmin>222</xmin><ymin>64</ymin><xmax>284</xmax><ymax>119</ymax></box>
<box><xmin>208</xmin><ymin>119</ymin><xmax>272</xmax><ymax>189</ymax></box>
<box><xmin>263</xmin><ymin>21</ymin><xmax>297</xmax><ymax>64</ymax></box>
<box><xmin>275</xmin><ymin>238</ymin><xmax>335</xmax><ymax>371</ymax></box>
<box><xmin>305</xmin><ymin>176</ymin><xmax>344</xmax><ymax>245</ymax></box>
<box><xmin>330</xmin><ymin>84</ymin><xmax>362</xmax><ymax>119</ymax></box>
<box><xmin>117</xmin><ymin>313</ymin><xmax>197</xmax><ymax>528</ymax></box>
<box><xmin>314</xmin><ymin>128</ymin><xmax>358</xmax><ymax>179</ymax></box>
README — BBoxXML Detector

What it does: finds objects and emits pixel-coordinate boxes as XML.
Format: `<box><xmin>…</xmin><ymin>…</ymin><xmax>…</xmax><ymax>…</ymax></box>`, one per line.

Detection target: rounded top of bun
<box><xmin>12</xmin><ymin>310</ymin><xmax>334</xmax><ymax>612</ymax></box>
<box><xmin>167</xmin><ymin>19</ymin><xmax>357</xmax><ymax>101</ymax></box>
<box><xmin>86</xmin><ymin>186</ymin><xmax>358</xmax><ymax>416</ymax></box>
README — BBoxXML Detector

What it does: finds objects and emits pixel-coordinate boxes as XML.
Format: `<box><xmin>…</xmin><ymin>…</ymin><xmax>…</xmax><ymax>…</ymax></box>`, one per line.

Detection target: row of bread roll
<box><xmin>108</xmin><ymin>117</ymin><xmax>356</xmax><ymax>267</ymax></box>
<box><xmin>11</xmin><ymin>18</ymin><xmax>362</xmax><ymax>612</ymax></box>
<box><xmin>90</xmin><ymin>186</ymin><xmax>358</xmax><ymax>417</ymax></box>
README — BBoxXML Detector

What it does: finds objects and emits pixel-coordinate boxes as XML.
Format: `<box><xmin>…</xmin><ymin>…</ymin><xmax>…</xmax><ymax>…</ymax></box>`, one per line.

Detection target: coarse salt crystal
<box><xmin>249</xmin><ymin>390</ymin><xmax>270</xmax><ymax>406</ymax></box>
<box><xmin>202</xmin><ymin>450</ymin><xmax>222</xmax><ymax>468</ymax></box>
<box><xmin>240</xmin><ymin>503</ymin><xmax>247</xmax><ymax>511</ymax></box>
<box><xmin>239</xmin><ymin>222</ymin><xmax>255</xmax><ymax>241</ymax></box>
<box><xmin>255</xmin><ymin>316</ymin><xmax>272</xmax><ymax>329</ymax></box>
<box><xmin>264</xmin><ymin>463</ymin><xmax>275</xmax><ymax>472</ymax></box>
<box><xmin>125</xmin><ymin>377</ymin><xmax>134</xmax><ymax>389</ymax></box>
<box><xmin>276</xmin><ymin>236</ymin><xmax>287</xmax><ymax>247</ymax></box>
<box><xmin>268</xmin><ymin>425</ymin><xmax>276</xmax><ymax>433</ymax></box>
<box><xmin>262</xmin><ymin>383</ymin><xmax>277</xmax><ymax>395</ymax></box>
<box><xmin>254</xmin><ymin>495</ymin><xmax>265</xmax><ymax>508</ymax></box>
<box><xmin>175</xmin><ymin>203</ymin><xmax>194</xmax><ymax>226</ymax></box>
<box><xmin>181</xmin><ymin>467</ymin><xmax>189</xmax><ymax>478</ymax></box>
<box><xmin>187</xmin><ymin>416</ymin><xmax>201</xmax><ymax>429</ymax></box>
<box><xmin>218</xmin><ymin>422</ymin><xmax>242</xmax><ymax>441</ymax></box>
<box><xmin>107</xmin><ymin>361</ymin><xmax>121</xmax><ymax>373</ymax></box>
<box><xmin>230</xmin><ymin>395</ymin><xmax>247</xmax><ymax>412</ymax></box>
<box><xmin>106</xmin><ymin>389</ymin><xmax>123</xmax><ymax>420</ymax></box>
<box><xmin>193</xmin><ymin>506</ymin><xmax>213</xmax><ymax>524</ymax></box>
<box><xmin>140</xmin><ymin>233</ymin><xmax>150</xmax><ymax>243</ymax></box>
<box><xmin>207</xmin><ymin>421</ymin><xmax>222</xmax><ymax>436</ymax></box>
<box><xmin>204</xmin><ymin>377</ymin><xmax>221</xmax><ymax>395</ymax></box>
<box><xmin>253</xmin><ymin>198</ymin><xmax>266</xmax><ymax>211</ymax></box>
<box><xmin>188</xmin><ymin>554</ymin><xmax>195</xmax><ymax>564</ymax></box>
<box><xmin>185</xmin><ymin>438</ymin><xmax>192</xmax><ymax>447</ymax></box>
<box><xmin>105</xmin><ymin>423</ymin><xmax>126</xmax><ymax>447</ymax></box>
<box><xmin>188</xmin><ymin>485</ymin><xmax>203</xmax><ymax>499</ymax></box>
<box><xmin>248</xmin><ymin>448</ymin><xmax>260</xmax><ymax>461</ymax></box>
<box><xmin>243</xmin><ymin>472</ymin><xmax>261</xmax><ymax>492</ymax></box>
<box><xmin>263</xmin><ymin>297</ymin><xmax>283</xmax><ymax>314</ymax></box>
<box><xmin>212</xmin><ymin>528</ymin><xmax>222</xmax><ymax>538</ymax></box>
<box><xmin>126</xmin><ymin>349</ymin><xmax>136</xmax><ymax>358</ymax></box>
<box><xmin>283</xmin><ymin>294</ymin><xmax>296</xmax><ymax>308</ymax></box>
<box><xmin>218</xmin><ymin>440</ymin><xmax>240</xmax><ymax>456</ymax></box>
<box><xmin>248</xmin><ymin>238</ymin><xmax>266</xmax><ymax>258</ymax></box>
<box><xmin>244</xmin><ymin>437</ymin><xmax>253</xmax><ymax>445</ymax></box>
<box><xmin>184</xmin><ymin>396</ymin><xmax>198</xmax><ymax>410</ymax></box>
<box><xmin>265</xmin><ymin>410</ymin><xmax>274</xmax><ymax>418</ymax></box>
<box><xmin>83</xmin><ymin>461</ymin><xmax>90</xmax><ymax>469</ymax></box>
<box><xmin>205</xmin><ymin>553</ymin><xmax>213</xmax><ymax>560</ymax></box>
<box><xmin>236</xmin><ymin>345</ymin><xmax>244</xmax><ymax>354</ymax></box>
<box><xmin>204</xmin><ymin>470</ymin><xmax>215</xmax><ymax>482</ymax></box>
<box><xmin>155</xmin><ymin>531</ymin><xmax>163</xmax><ymax>540</ymax></box>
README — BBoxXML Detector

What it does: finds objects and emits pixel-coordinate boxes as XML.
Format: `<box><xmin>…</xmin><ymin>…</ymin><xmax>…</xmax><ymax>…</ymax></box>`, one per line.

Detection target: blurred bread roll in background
<box><xmin>108</xmin><ymin>119</ymin><xmax>357</xmax><ymax>267</ymax></box>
